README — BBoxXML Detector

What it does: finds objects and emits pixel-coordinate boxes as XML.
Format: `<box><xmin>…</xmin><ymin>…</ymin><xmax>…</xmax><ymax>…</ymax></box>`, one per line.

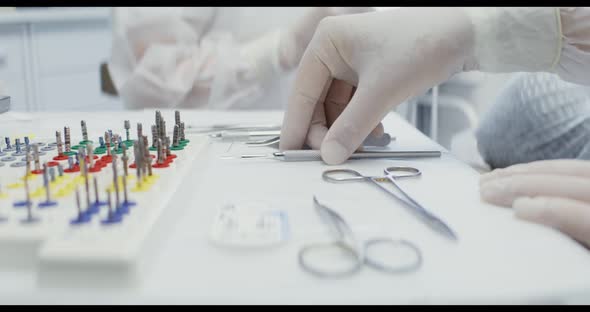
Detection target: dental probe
<box><xmin>232</xmin><ymin>150</ymin><xmax>442</xmax><ymax>161</ymax></box>
<box><xmin>209</xmin><ymin>130</ymin><xmax>282</xmax><ymax>141</ymax></box>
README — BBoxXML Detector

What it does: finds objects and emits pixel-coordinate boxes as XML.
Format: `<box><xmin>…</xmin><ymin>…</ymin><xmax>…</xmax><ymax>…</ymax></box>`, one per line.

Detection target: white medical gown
<box><xmin>108</xmin><ymin>7</ymin><xmax>309</xmax><ymax>110</ymax></box>
<box><xmin>466</xmin><ymin>7</ymin><xmax>590</xmax><ymax>86</ymax></box>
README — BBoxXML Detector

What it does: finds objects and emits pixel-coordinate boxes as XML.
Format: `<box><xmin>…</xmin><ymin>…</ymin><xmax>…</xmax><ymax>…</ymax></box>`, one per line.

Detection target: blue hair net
<box><xmin>476</xmin><ymin>72</ymin><xmax>590</xmax><ymax>169</ymax></box>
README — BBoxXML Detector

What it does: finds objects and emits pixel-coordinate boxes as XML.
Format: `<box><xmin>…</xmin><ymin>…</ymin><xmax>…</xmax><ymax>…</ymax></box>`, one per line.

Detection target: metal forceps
<box><xmin>322</xmin><ymin>167</ymin><xmax>458</xmax><ymax>241</ymax></box>
<box><xmin>298</xmin><ymin>196</ymin><xmax>423</xmax><ymax>278</ymax></box>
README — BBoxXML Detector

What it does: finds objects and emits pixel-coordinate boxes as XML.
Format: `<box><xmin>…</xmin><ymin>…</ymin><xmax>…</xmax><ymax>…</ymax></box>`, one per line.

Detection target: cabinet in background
<box><xmin>0</xmin><ymin>8</ymin><xmax>121</xmax><ymax>112</ymax></box>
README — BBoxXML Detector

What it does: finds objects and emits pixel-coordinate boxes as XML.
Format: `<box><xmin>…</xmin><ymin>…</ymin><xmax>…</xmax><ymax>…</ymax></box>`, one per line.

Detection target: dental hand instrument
<box><xmin>245</xmin><ymin>136</ymin><xmax>282</xmax><ymax>147</ymax></box>
<box><xmin>224</xmin><ymin>150</ymin><xmax>441</xmax><ymax>161</ymax></box>
<box><xmin>187</xmin><ymin>124</ymin><xmax>282</xmax><ymax>134</ymax></box>
<box><xmin>246</xmin><ymin>133</ymin><xmax>395</xmax><ymax>148</ymax></box>
<box><xmin>209</xmin><ymin>130</ymin><xmax>282</xmax><ymax>141</ymax></box>
<box><xmin>322</xmin><ymin>167</ymin><xmax>458</xmax><ymax>241</ymax></box>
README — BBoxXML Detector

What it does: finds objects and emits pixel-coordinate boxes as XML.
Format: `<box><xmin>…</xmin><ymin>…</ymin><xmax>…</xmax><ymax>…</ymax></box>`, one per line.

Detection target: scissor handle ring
<box><xmin>298</xmin><ymin>241</ymin><xmax>363</xmax><ymax>278</ymax></box>
<box><xmin>362</xmin><ymin>238</ymin><xmax>423</xmax><ymax>274</ymax></box>
<box><xmin>322</xmin><ymin>169</ymin><xmax>367</xmax><ymax>183</ymax></box>
<box><xmin>384</xmin><ymin>166</ymin><xmax>421</xmax><ymax>178</ymax></box>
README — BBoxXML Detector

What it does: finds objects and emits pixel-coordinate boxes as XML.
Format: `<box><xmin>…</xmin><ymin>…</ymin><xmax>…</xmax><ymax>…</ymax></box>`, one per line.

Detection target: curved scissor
<box><xmin>322</xmin><ymin>166</ymin><xmax>457</xmax><ymax>241</ymax></box>
<box><xmin>298</xmin><ymin>196</ymin><xmax>423</xmax><ymax>278</ymax></box>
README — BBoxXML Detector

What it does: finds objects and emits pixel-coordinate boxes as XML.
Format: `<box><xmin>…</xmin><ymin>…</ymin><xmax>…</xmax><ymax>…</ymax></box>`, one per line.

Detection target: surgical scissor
<box><xmin>298</xmin><ymin>196</ymin><xmax>423</xmax><ymax>278</ymax></box>
<box><xmin>322</xmin><ymin>167</ymin><xmax>458</xmax><ymax>241</ymax></box>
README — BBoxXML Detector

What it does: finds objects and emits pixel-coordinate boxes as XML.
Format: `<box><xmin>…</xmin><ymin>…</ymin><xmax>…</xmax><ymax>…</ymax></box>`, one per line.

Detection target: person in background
<box><xmin>108</xmin><ymin>7</ymin><xmax>372</xmax><ymax>111</ymax></box>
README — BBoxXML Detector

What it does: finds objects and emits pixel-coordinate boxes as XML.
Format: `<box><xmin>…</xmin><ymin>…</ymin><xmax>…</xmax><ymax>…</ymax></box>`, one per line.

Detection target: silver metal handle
<box><xmin>353</xmin><ymin>151</ymin><xmax>441</xmax><ymax>159</ymax></box>
<box><xmin>246</xmin><ymin>133</ymin><xmax>394</xmax><ymax>148</ymax></box>
<box><xmin>274</xmin><ymin>150</ymin><xmax>322</xmax><ymax>161</ymax></box>
<box><xmin>219</xmin><ymin>130</ymin><xmax>281</xmax><ymax>141</ymax></box>
<box><xmin>273</xmin><ymin>150</ymin><xmax>441</xmax><ymax>162</ymax></box>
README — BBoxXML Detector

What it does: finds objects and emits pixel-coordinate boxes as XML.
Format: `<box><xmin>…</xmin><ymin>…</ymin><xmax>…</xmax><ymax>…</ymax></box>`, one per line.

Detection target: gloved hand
<box><xmin>279</xmin><ymin>8</ymin><xmax>477</xmax><ymax>164</ymax></box>
<box><xmin>277</xmin><ymin>7</ymin><xmax>374</xmax><ymax>71</ymax></box>
<box><xmin>480</xmin><ymin>159</ymin><xmax>590</xmax><ymax>247</ymax></box>
<box><xmin>279</xmin><ymin>7</ymin><xmax>569</xmax><ymax>164</ymax></box>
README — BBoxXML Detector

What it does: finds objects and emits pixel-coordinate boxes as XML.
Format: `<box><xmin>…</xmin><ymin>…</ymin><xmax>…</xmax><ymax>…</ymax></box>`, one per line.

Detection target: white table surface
<box><xmin>0</xmin><ymin>109</ymin><xmax>590</xmax><ymax>304</ymax></box>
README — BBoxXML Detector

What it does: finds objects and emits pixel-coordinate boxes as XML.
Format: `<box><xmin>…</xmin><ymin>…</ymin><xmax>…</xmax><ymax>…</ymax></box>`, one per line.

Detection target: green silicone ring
<box><xmin>94</xmin><ymin>148</ymin><xmax>106</xmax><ymax>155</ymax></box>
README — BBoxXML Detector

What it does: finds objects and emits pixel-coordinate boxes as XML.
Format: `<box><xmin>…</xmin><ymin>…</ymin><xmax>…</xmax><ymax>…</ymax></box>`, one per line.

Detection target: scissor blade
<box><xmin>368</xmin><ymin>178</ymin><xmax>458</xmax><ymax>241</ymax></box>
<box><xmin>424</xmin><ymin>215</ymin><xmax>458</xmax><ymax>241</ymax></box>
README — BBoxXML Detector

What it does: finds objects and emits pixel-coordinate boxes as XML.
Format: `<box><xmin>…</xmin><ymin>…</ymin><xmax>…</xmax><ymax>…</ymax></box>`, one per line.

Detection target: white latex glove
<box><xmin>277</xmin><ymin>7</ymin><xmax>374</xmax><ymax>71</ymax></box>
<box><xmin>279</xmin><ymin>7</ymin><xmax>590</xmax><ymax>164</ymax></box>
<box><xmin>279</xmin><ymin>8</ymin><xmax>477</xmax><ymax>164</ymax></box>
<box><xmin>480</xmin><ymin>159</ymin><xmax>590</xmax><ymax>247</ymax></box>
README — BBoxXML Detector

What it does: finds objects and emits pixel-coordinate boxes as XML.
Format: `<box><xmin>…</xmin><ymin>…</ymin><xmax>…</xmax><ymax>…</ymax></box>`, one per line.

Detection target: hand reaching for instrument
<box><xmin>279</xmin><ymin>8</ymin><xmax>590</xmax><ymax>164</ymax></box>
<box><xmin>480</xmin><ymin>159</ymin><xmax>590</xmax><ymax>247</ymax></box>
<box><xmin>279</xmin><ymin>8</ymin><xmax>478</xmax><ymax>164</ymax></box>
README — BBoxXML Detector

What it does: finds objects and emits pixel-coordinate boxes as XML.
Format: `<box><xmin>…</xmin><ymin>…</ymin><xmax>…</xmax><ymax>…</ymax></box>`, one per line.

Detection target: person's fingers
<box><xmin>480</xmin><ymin>159</ymin><xmax>590</xmax><ymax>185</ymax></box>
<box><xmin>324</xmin><ymin>79</ymin><xmax>354</xmax><ymax>127</ymax></box>
<box><xmin>307</xmin><ymin>78</ymin><xmax>358</xmax><ymax>150</ymax></box>
<box><xmin>305</xmin><ymin>91</ymin><xmax>329</xmax><ymax>150</ymax></box>
<box><xmin>320</xmin><ymin>81</ymin><xmax>394</xmax><ymax>165</ymax></box>
<box><xmin>370</xmin><ymin>122</ymin><xmax>385</xmax><ymax>138</ymax></box>
<box><xmin>279</xmin><ymin>52</ymin><xmax>333</xmax><ymax>151</ymax></box>
<box><xmin>479</xmin><ymin>174</ymin><xmax>590</xmax><ymax>207</ymax></box>
<box><xmin>324</xmin><ymin>82</ymin><xmax>384</xmax><ymax>146</ymax></box>
<box><xmin>280</xmin><ymin>15</ymin><xmax>360</xmax><ymax>153</ymax></box>
<box><xmin>513</xmin><ymin>196</ymin><xmax>590</xmax><ymax>247</ymax></box>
